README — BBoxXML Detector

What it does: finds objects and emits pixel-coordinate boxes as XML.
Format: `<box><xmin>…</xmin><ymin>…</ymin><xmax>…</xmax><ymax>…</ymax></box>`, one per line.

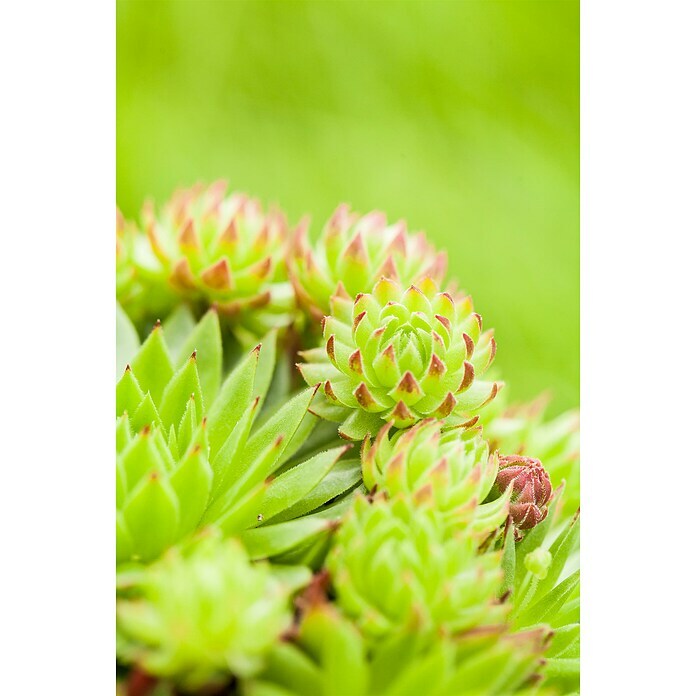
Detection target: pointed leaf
<box><xmin>116</xmin><ymin>512</ymin><xmax>134</xmax><ymax>563</ymax></box>
<box><xmin>130</xmin><ymin>324</ymin><xmax>174</xmax><ymax>405</ymax></box>
<box><xmin>176</xmin><ymin>308</ymin><xmax>222</xmax><ymax>405</ymax></box>
<box><xmin>230</xmin><ymin>387</ymin><xmax>318</xmax><ymax>490</ymax></box>
<box><xmin>169</xmin><ymin>445</ymin><xmax>212</xmax><ymax>537</ymax></box>
<box><xmin>261</xmin><ymin>644</ymin><xmax>322</xmax><ymax>696</ymax></box>
<box><xmin>116</xmin><ymin>367</ymin><xmax>144</xmax><ymax>417</ymax></box>
<box><xmin>207</xmin><ymin>346</ymin><xmax>259</xmax><ymax>456</ymax></box>
<box><xmin>254</xmin><ymin>330</ymin><xmax>278</xmax><ymax>411</ymax></box>
<box><xmin>534</xmin><ymin>510</ymin><xmax>580</xmax><ymax>601</ymax></box>
<box><xmin>269</xmin><ymin>458</ymin><xmax>362</xmax><ymax>523</ymax></box>
<box><xmin>158</xmin><ymin>356</ymin><xmax>203</xmax><ymax>431</ymax></box>
<box><xmin>210</xmin><ymin>398</ymin><xmax>259</xmax><ymax>500</ymax></box>
<box><xmin>122</xmin><ymin>472</ymin><xmax>180</xmax><ymax>562</ymax></box>
<box><xmin>241</xmin><ymin>517</ymin><xmax>331</xmax><ymax>560</ymax></box>
<box><xmin>338</xmin><ymin>409</ymin><xmax>384</xmax><ymax>440</ymax></box>
<box><xmin>130</xmin><ymin>393</ymin><xmax>162</xmax><ymax>433</ymax></box>
<box><xmin>257</xmin><ymin>447</ymin><xmax>349</xmax><ymax>522</ymax></box>
<box><xmin>518</xmin><ymin>569</ymin><xmax>580</xmax><ymax>627</ymax></box>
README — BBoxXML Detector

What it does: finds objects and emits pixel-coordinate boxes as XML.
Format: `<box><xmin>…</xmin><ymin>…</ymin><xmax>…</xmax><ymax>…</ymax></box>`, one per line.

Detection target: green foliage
<box><xmin>248</xmin><ymin>603</ymin><xmax>550</xmax><ymax>696</ymax></box>
<box><xmin>116</xmin><ymin>307</ymin><xmax>358</xmax><ymax>565</ymax></box>
<box><xmin>500</xmin><ymin>488</ymin><xmax>581</xmax><ymax>692</ymax></box>
<box><xmin>115</xmin><ymin>175</ymin><xmax>579</xmax><ymax>693</ymax></box>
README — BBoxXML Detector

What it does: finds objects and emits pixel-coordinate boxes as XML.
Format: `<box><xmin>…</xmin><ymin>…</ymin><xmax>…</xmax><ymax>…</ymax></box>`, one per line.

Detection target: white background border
<box><xmin>1</xmin><ymin>1</ymin><xmax>114</xmax><ymax>691</ymax></box>
<box><xmin>582</xmin><ymin>1</ymin><xmax>696</xmax><ymax>692</ymax></box>
<box><xmin>1</xmin><ymin>1</ymin><xmax>695</xmax><ymax>692</ymax></box>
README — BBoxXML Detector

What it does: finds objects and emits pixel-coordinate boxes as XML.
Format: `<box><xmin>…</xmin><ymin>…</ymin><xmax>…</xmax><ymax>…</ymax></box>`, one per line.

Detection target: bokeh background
<box><xmin>117</xmin><ymin>0</ymin><xmax>579</xmax><ymax>413</ymax></box>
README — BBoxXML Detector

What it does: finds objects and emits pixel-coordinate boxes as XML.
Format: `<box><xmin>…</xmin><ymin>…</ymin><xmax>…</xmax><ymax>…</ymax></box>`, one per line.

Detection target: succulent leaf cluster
<box><xmin>299</xmin><ymin>277</ymin><xmax>499</xmax><ymax>439</ymax></box>
<box><xmin>115</xmin><ymin>185</ymin><xmax>579</xmax><ymax>695</ymax></box>
<box><xmin>117</xmin><ymin>531</ymin><xmax>309</xmax><ymax>690</ymax></box>
<box><xmin>117</xmin><ymin>181</ymin><xmax>295</xmax><ymax>333</ymax></box>
<box><xmin>288</xmin><ymin>204</ymin><xmax>447</xmax><ymax>321</ymax></box>
<box><xmin>327</xmin><ymin>495</ymin><xmax>507</xmax><ymax>640</ymax></box>
<box><xmin>362</xmin><ymin>419</ymin><xmax>508</xmax><ymax>533</ymax></box>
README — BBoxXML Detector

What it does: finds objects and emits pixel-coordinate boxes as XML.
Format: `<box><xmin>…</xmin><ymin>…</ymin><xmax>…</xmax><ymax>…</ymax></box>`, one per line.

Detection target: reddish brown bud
<box><xmin>495</xmin><ymin>456</ymin><xmax>552</xmax><ymax>530</ymax></box>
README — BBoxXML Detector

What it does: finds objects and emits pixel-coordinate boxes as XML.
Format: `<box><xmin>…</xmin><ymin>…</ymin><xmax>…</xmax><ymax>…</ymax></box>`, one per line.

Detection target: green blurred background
<box><xmin>117</xmin><ymin>0</ymin><xmax>579</xmax><ymax>413</ymax></box>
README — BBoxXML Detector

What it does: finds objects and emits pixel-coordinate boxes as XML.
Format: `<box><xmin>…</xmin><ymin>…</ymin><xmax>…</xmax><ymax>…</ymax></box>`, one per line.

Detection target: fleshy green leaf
<box><xmin>130</xmin><ymin>324</ymin><xmax>174</xmax><ymax>405</ymax></box>
<box><xmin>534</xmin><ymin>509</ymin><xmax>580</xmax><ymax>601</ymax></box>
<box><xmin>176</xmin><ymin>308</ymin><xmax>222</xmax><ymax>406</ymax></box>
<box><xmin>158</xmin><ymin>355</ymin><xmax>203</xmax><ymax>431</ymax></box>
<box><xmin>169</xmin><ymin>444</ymin><xmax>213</xmax><ymax>537</ymax></box>
<box><xmin>302</xmin><ymin>608</ymin><xmax>368</xmax><ymax>696</ymax></box>
<box><xmin>228</xmin><ymin>387</ymin><xmax>318</xmax><ymax>493</ymax></box>
<box><xmin>501</xmin><ymin>520</ymin><xmax>517</xmax><ymax>596</ymax></box>
<box><xmin>257</xmin><ymin>446</ymin><xmax>350</xmax><ymax>522</ymax></box>
<box><xmin>517</xmin><ymin>569</ymin><xmax>580</xmax><ymax>627</ymax></box>
<box><xmin>337</xmin><ymin>409</ymin><xmax>383</xmax><ymax>440</ymax></box>
<box><xmin>207</xmin><ymin>434</ymin><xmax>285</xmax><ymax>525</ymax></box>
<box><xmin>207</xmin><ymin>346</ymin><xmax>260</xmax><ymax>456</ymax></box>
<box><xmin>269</xmin><ymin>458</ymin><xmax>362</xmax><ymax>524</ymax></box>
<box><xmin>121</xmin><ymin>472</ymin><xmax>180</xmax><ymax>562</ymax></box>
<box><xmin>116</xmin><ymin>512</ymin><xmax>134</xmax><ymax>563</ymax></box>
<box><xmin>254</xmin><ymin>330</ymin><xmax>278</xmax><ymax>412</ymax></box>
<box><xmin>176</xmin><ymin>396</ymin><xmax>198</xmax><ymax>455</ymax></box>
<box><xmin>241</xmin><ymin>517</ymin><xmax>332</xmax><ymax>560</ymax></box>
<box><xmin>130</xmin><ymin>393</ymin><xmax>162</xmax><ymax>433</ymax></box>
<box><xmin>119</xmin><ymin>429</ymin><xmax>166</xmax><ymax>489</ymax></box>
<box><xmin>210</xmin><ymin>397</ymin><xmax>260</xmax><ymax>501</ymax></box>
<box><xmin>258</xmin><ymin>643</ymin><xmax>322</xmax><ymax>696</ymax></box>
<box><xmin>116</xmin><ymin>367</ymin><xmax>144</xmax><ymax>417</ymax></box>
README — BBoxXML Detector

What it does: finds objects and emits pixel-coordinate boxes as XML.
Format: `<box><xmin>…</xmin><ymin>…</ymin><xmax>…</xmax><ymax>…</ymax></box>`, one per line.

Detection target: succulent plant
<box><xmin>327</xmin><ymin>495</ymin><xmax>507</xmax><ymax>640</ymax></box>
<box><xmin>288</xmin><ymin>204</ymin><xmax>447</xmax><ymax>322</ymax></box>
<box><xmin>362</xmin><ymin>419</ymin><xmax>509</xmax><ymax>534</ymax></box>
<box><xmin>117</xmin><ymin>531</ymin><xmax>310</xmax><ymax>690</ymax></box>
<box><xmin>247</xmin><ymin>596</ymin><xmax>550</xmax><ymax>696</ymax></box>
<box><xmin>117</xmin><ymin>181</ymin><xmax>296</xmax><ymax>334</ymax></box>
<box><xmin>116</xmin><ymin>306</ymin><xmax>361</xmax><ymax>565</ymax></box>
<box><xmin>493</xmin><ymin>455</ymin><xmax>553</xmax><ymax>531</ymax></box>
<box><xmin>114</xmin><ymin>184</ymin><xmax>580</xmax><ymax>695</ymax></box>
<box><xmin>299</xmin><ymin>277</ymin><xmax>500</xmax><ymax>439</ymax></box>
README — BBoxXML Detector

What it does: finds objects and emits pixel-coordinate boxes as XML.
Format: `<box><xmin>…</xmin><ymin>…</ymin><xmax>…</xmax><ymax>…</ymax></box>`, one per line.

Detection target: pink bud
<box><xmin>496</xmin><ymin>456</ymin><xmax>552</xmax><ymax>530</ymax></box>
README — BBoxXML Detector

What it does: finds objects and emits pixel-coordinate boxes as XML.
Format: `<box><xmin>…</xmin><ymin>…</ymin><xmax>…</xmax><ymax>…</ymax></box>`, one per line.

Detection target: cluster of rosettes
<box><xmin>117</xmin><ymin>181</ymin><xmax>294</xmax><ymax>332</ymax></box>
<box><xmin>118</xmin><ymin>185</ymin><xmax>501</xmax><ymax>438</ymax></box>
<box><xmin>299</xmin><ymin>277</ymin><xmax>499</xmax><ymax>439</ymax></box>
<box><xmin>115</xmin><ymin>184</ymin><xmax>573</xmax><ymax>694</ymax></box>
